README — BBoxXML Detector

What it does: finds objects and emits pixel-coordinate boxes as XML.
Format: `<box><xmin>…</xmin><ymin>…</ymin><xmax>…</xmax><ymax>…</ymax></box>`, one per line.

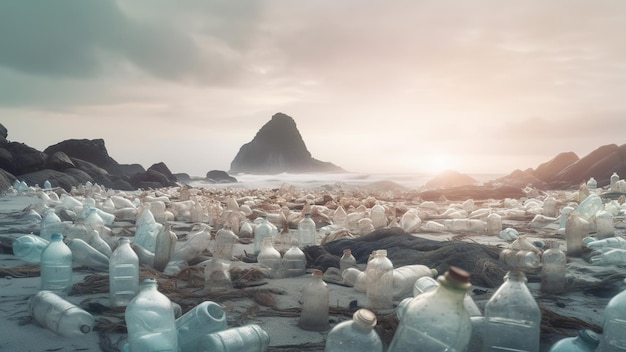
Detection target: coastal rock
<box><xmin>583</xmin><ymin>143</ymin><xmax>626</xmax><ymax>187</ymax></box>
<box><xmin>0</xmin><ymin>147</ymin><xmax>14</xmax><ymax>171</ymax></box>
<box><xmin>549</xmin><ymin>144</ymin><xmax>621</xmax><ymax>188</ymax></box>
<box><xmin>229</xmin><ymin>112</ymin><xmax>344</xmax><ymax>174</ymax></box>
<box><xmin>488</xmin><ymin>169</ymin><xmax>548</xmax><ymax>190</ymax></box>
<box><xmin>533</xmin><ymin>151</ymin><xmax>579</xmax><ymax>183</ymax></box>
<box><xmin>0</xmin><ymin>123</ymin><xmax>7</xmax><ymax>139</ymax></box>
<box><xmin>424</xmin><ymin>170</ymin><xmax>480</xmax><ymax>189</ymax></box>
<box><xmin>0</xmin><ymin>168</ymin><xmax>16</xmax><ymax>191</ymax></box>
<box><xmin>5</xmin><ymin>142</ymin><xmax>47</xmax><ymax>175</ymax></box>
<box><xmin>206</xmin><ymin>170</ymin><xmax>237</xmax><ymax>183</ymax></box>
<box><xmin>174</xmin><ymin>173</ymin><xmax>192</xmax><ymax>184</ymax></box>
<box><xmin>148</xmin><ymin>162</ymin><xmax>177</xmax><ymax>183</ymax></box>
<box><xmin>118</xmin><ymin>164</ymin><xmax>145</xmax><ymax>177</ymax></box>
<box><xmin>44</xmin><ymin>139</ymin><xmax>123</xmax><ymax>175</ymax></box>
<box><xmin>130</xmin><ymin>169</ymin><xmax>176</xmax><ymax>189</ymax></box>
<box><xmin>46</xmin><ymin>151</ymin><xmax>76</xmax><ymax>170</ymax></box>
<box><xmin>19</xmin><ymin>169</ymin><xmax>82</xmax><ymax>191</ymax></box>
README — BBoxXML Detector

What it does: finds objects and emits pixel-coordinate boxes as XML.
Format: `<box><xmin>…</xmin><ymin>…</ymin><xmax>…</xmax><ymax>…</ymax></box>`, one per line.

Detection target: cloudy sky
<box><xmin>2</xmin><ymin>1</ymin><xmax>626</xmax><ymax>177</ymax></box>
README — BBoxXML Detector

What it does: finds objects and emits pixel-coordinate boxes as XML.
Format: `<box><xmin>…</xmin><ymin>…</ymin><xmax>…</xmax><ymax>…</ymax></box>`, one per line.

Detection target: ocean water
<box><xmin>190</xmin><ymin>172</ymin><xmax>505</xmax><ymax>190</ymax></box>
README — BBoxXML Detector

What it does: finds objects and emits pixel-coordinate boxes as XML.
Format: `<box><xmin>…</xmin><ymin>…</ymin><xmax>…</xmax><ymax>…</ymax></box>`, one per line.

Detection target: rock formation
<box><xmin>229</xmin><ymin>113</ymin><xmax>344</xmax><ymax>174</ymax></box>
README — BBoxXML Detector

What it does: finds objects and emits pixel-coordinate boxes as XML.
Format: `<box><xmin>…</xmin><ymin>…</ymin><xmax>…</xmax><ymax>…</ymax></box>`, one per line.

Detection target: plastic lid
<box><xmin>80</xmin><ymin>324</ymin><xmax>91</xmax><ymax>334</ymax></box>
<box><xmin>446</xmin><ymin>266</ymin><xmax>470</xmax><ymax>283</ymax></box>
<box><xmin>578</xmin><ymin>329</ymin><xmax>600</xmax><ymax>346</ymax></box>
<box><xmin>50</xmin><ymin>233</ymin><xmax>63</xmax><ymax>240</ymax></box>
<box><xmin>312</xmin><ymin>269</ymin><xmax>323</xmax><ymax>276</ymax></box>
<box><xmin>377</xmin><ymin>249</ymin><xmax>387</xmax><ymax>256</ymax></box>
<box><xmin>353</xmin><ymin>309</ymin><xmax>377</xmax><ymax>329</ymax></box>
<box><xmin>343</xmin><ymin>248</ymin><xmax>352</xmax><ymax>254</ymax></box>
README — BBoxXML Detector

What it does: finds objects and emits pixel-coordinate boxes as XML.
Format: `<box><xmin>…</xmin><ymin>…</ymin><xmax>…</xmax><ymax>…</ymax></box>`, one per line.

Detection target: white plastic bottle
<box><xmin>325</xmin><ymin>309</ymin><xmax>383</xmax><ymax>352</ymax></box>
<box><xmin>366</xmin><ymin>250</ymin><xmax>394</xmax><ymax>309</ymax></box>
<box><xmin>29</xmin><ymin>291</ymin><xmax>94</xmax><ymax>337</ymax></box>
<box><xmin>298</xmin><ymin>213</ymin><xmax>317</xmax><ymax>247</ymax></box>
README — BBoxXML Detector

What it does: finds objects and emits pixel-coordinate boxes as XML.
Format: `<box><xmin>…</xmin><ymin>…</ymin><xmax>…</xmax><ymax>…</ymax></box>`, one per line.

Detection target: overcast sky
<box><xmin>2</xmin><ymin>1</ymin><xmax>626</xmax><ymax>177</ymax></box>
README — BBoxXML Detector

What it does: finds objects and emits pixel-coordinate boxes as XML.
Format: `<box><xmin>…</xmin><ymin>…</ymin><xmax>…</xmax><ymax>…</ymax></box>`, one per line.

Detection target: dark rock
<box><xmin>549</xmin><ymin>144</ymin><xmax>620</xmax><ymax>187</ymax></box>
<box><xmin>174</xmin><ymin>173</ymin><xmax>192</xmax><ymax>184</ymax></box>
<box><xmin>0</xmin><ymin>168</ymin><xmax>16</xmax><ymax>192</ymax></box>
<box><xmin>0</xmin><ymin>147</ymin><xmax>14</xmax><ymax>170</ymax></box>
<box><xmin>533</xmin><ymin>151</ymin><xmax>579</xmax><ymax>183</ymax></box>
<box><xmin>19</xmin><ymin>169</ymin><xmax>81</xmax><ymax>191</ymax></box>
<box><xmin>580</xmin><ymin>143</ymin><xmax>626</xmax><ymax>187</ymax></box>
<box><xmin>5</xmin><ymin>142</ymin><xmax>47</xmax><ymax>175</ymax></box>
<box><xmin>63</xmin><ymin>168</ymin><xmax>95</xmax><ymax>185</ymax></box>
<box><xmin>419</xmin><ymin>185</ymin><xmax>525</xmax><ymax>201</ymax></box>
<box><xmin>71</xmin><ymin>158</ymin><xmax>109</xmax><ymax>177</ymax></box>
<box><xmin>0</xmin><ymin>123</ymin><xmax>7</xmax><ymax>139</ymax></box>
<box><xmin>229</xmin><ymin>112</ymin><xmax>344</xmax><ymax>174</ymax></box>
<box><xmin>44</xmin><ymin>139</ymin><xmax>123</xmax><ymax>175</ymax></box>
<box><xmin>130</xmin><ymin>169</ymin><xmax>175</xmax><ymax>189</ymax></box>
<box><xmin>488</xmin><ymin>169</ymin><xmax>548</xmax><ymax>190</ymax></box>
<box><xmin>425</xmin><ymin>170</ymin><xmax>480</xmax><ymax>189</ymax></box>
<box><xmin>206</xmin><ymin>170</ymin><xmax>237</xmax><ymax>183</ymax></box>
<box><xmin>46</xmin><ymin>151</ymin><xmax>76</xmax><ymax>170</ymax></box>
<box><xmin>119</xmin><ymin>164</ymin><xmax>145</xmax><ymax>177</ymax></box>
<box><xmin>148</xmin><ymin>162</ymin><xmax>177</xmax><ymax>183</ymax></box>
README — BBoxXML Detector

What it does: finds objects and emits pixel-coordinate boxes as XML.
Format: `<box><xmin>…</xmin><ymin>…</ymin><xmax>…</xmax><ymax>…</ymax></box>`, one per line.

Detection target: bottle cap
<box><xmin>343</xmin><ymin>248</ymin><xmax>352</xmax><ymax>254</ymax></box>
<box><xmin>377</xmin><ymin>249</ymin><xmax>387</xmax><ymax>256</ymax></box>
<box><xmin>51</xmin><ymin>233</ymin><xmax>63</xmax><ymax>240</ymax></box>
<box><xmin>578</xmin><ymin>329</ymin><xmax>600</xmax><ymax>346</ymax></box>
<box><xmin>353</xmin><ymin>309</ymin><xmax>377</xmax><ymax>329</ymax></box>
<box><xmin>312</xmin><ymin>269</ymin><xmax>323</xmax><ymax>276</ymax></box>
<box><xmin>80</xmin><ymin>324</ymin><xmax>91</xmax><ymax>334</ymax></box>
<box><xmin>445</xmin><ymin>266</ymin><xmax>470</xmax><ymax>283</ymax></box>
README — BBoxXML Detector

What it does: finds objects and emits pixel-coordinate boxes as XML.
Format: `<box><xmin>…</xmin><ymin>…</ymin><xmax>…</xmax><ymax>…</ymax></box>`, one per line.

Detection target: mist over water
<box><xmin>190</xmin><ymin>172</ymin><xmax>506</xmax><ymax>190</ymax></box>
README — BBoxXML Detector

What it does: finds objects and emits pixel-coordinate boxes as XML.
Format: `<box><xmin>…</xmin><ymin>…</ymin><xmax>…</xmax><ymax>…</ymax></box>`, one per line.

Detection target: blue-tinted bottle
<box><xmin>548</xmin><ymin>329</ymin><xmax>599</xmax><ymax>352</ymax></box>
<box><xmin>40</xmin><ymin>233</ymin><xmax>73</xmax><ymax>293</ymax></box>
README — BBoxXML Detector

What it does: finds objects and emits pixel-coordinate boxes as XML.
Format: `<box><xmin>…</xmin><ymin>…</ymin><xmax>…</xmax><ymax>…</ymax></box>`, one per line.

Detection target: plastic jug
<box><xmin>198</xmin><ymin>324</ymin><xmax>270</xmax><ymax>352</ymax></box>
<box><xmin>176</xmin><ymin>301</ymin><xmax>227</xmax><ymax>352</ymax></box>
<box><xmin>548</xmin><ymin>329</ymin><xmax>599</xmax><ymax>352</ymax></box>
<box><xmin>298</xmin><ymin>213</ymin><xmax>317</xmax><ymax>247</ymax></box>
<box><xmin>12</xmin><ymin>234</ymin><xmax>49</xmax><ymax>263</ymax></box>
<box><xmin>109</xmin><ymin>238</ymin><xmax>140</xmax><ymax>307</ymax></box>
<box><xmin>325</xmin><ymin>309</ymin><xmax>383</xmax><ymax>352</ymax></box>
<box><xmin>40</xmin><ymin>233</ymin><xmax>72</xmax><ymax>292</ymax></box>
<box><xmin>257</xmin><ymin>237</ymin><xmax>283</xmax><ymax>279</ymax></box>
<box><xmin>65</xmin><ymin>237</ymin><xmax>110</xmax><ymax>271</ymax></box>
<box><xmin>282</xmin><ymin>245</ymin><xmax>306</xmax><ymax>278</ymax></box>
<box><xmin>366</xmin><ymin>249</ymin><xmax>394</xmax><ymax>309</ymax></box>
<box><xmin>29</xmin><ymin>290</ymin><xmax>94</xmax><ymax>337</ymax></box>
<box><xmin>253</xmin><ymin>215</ymin><xmax>273</xmax><ymax>254</ymax></box>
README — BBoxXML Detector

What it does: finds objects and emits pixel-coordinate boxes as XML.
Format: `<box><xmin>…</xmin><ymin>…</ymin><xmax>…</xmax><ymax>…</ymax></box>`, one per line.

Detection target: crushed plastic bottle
<box><xmin>29</xmin><ymin>290</ymin><xmax>94</xmax><ymax>337</ymax></box>
<box><xmin>65</xmin><ymin>237</ymin><xmax>110</xmax><ymax>271</ymax></box>
<box><xmin>591</xmin><ymin>248</ymin><xmax>626</xmax><ymax>266</ymax></box>
<box><xmin>12</xmin><ymin>234</ymin><xmax>49</xmax><ymax>263</ymax></box>
<box><xmin>499</xmin><ymin>249</ymin><xmax>541</xmax><ymax>269</ymax></box>
<box><xmin>587</xmin><ymin>236</ymin><xmax>626</xmax><ymax>250</ymax></box>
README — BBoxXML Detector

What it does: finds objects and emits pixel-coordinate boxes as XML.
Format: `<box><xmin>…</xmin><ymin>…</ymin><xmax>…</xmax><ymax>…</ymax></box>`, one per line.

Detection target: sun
<box><xmin>426</xmin><ymin>154</ymin><xmax>453</xmax><ymax>174</ymax></box>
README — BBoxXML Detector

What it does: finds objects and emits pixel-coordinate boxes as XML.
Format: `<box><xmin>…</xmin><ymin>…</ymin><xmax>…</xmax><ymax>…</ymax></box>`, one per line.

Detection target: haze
<box><xmin>1</xmin><ymin>1</ymin><xmax>625</xmax><ymax>177</ymax></box>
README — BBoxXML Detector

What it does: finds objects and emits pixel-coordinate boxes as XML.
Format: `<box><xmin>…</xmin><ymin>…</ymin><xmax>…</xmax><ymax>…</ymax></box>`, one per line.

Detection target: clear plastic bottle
<box><xmin>125</xmin><ymin>278</ymin><xmax>178</xmax><ymax>352</ymax></box>
<box><xmin>388</xmin><ymin>267</ymin><xmax>472</xmax><ymax>352</ymax></box>
<box><xmin>499</xmin><ymin>249</ymin><xmax>541</xmax><ymax>269</ymax></box>
<box><xmin>333</xmin><ymin>206</ymin><xmax>347</xmax><ymax>228</ymax></box>
<box><xmin>611</xmin><ymin>172</ymin><xmax>621</xmax><ymax>192</ymax></box>
<box><xmin>586</xmin><ymin>177</ymin><xmax>597</xmax><ymax>190</ymax></box>
<box><xmin>596</xmin><ymin>210</ymin><xmax>615</xmax><ymax>239</ymax></box>
<box><xmin>412</xmin><ymin>275</ymin><xmax>482</xmax><ymax>317</ymax></box>
<box><xmin>370</xmin><ymin>204</ymin><xmax>387</xmax><ymax>229</ymax></box>
<box><xmin>253</xmin><ymin>215</ymin><xmax>273</xmax><ymax>254</ymax></box>
<box><xmin>483</xmin><ymin>270</ymin><xmax>541</xmax><ymax>352</ymax></box>
<box><xmin>392</xmin><ymin>265</ymin><xmax>437</xmax><ymax>299</ymax></box>
<box><xmin>566</xmin><ymin>212</ymin><xmax>589</xmax><ymax>257</ymax></box>
<box><xmin>559</xmin><ymin>206</ymin><xmax>575</xmax><ymax>229</ymax></box>
<box><xmin>325</xmin><ymin>309</ymin><xmax>383</xmax><ymax>352</ymax></box>
<box><xmin>587</xmin><ymin>236</ymin><xmax>626</xmax><ymax>250</ymax></box>
<box><xmin>298</xmin><ymin>213</ymin><xmax>317</xmax><ymax>247</ymax></box>
<box><xmin>366</xmin><ymin>249</ymin><xmax>394</xmax><ymax>309</ymax></box>
<box><xmin>205</xmin><ymin>258</ymin><xmax>232</xmax><ymax>289</ymax></box>
<box><xmin>175</xmin><ymin>301</ymin><xmax>227</xmax><ymax>352</ymax></box>
<box><xmin>541</xmin><ymin>241</ymin><xmax>566</xmax><ymax>293</ymax></box>
<box><xmin>599</xmin><ymin>279</ymin><xmax>626</xmax><ymax>351</ymax></box>
<box><xmin>198</xmin><ymin>324</ymin><xmax>270</xmax><ymax>352</ymax></box>
<box><xmin>548</xmin><ymin>329</ymin><xmax>600</xmax><ymax>352</ymax></box>
<box><xmin>542</xmin><ymin>196</ymin><xmax>558</xmax><ymax>217</ymax></box>
<box><xmin>342</xmin><ymin>267</ymin><xmax>367</xmax><ymax>292</ymax></box>
<box><xmin>486</xmin><ymin>213</ymin><xmax>502</xmax><ymax>236</ymax></box>
<box><xmin>12</xmin><ymin>234</ymin><xmax>49</xmax><ymax>263</ymax></box>
<box><xmin>40</xmin><ymin>209</ymin><xmax>64</xmax><ymax>241</ymax></box>
<box><xmin>257</xmin><ymin>237</ymin><xmax>283</xmax><ymax>279</ymax></box>
<box><xmin>214</xmin><ymin>224</ymin><xmax>238</xmax><ymax>260</ymax></box>
<box><xmin>29</xmin><ymin>290</ymin><xmax>94</xmax><ymax>337</ymax></box>
<box><xmin>109</xmin><ymin>238</ymin><xmax>139</xmax><ymax>307</ymax></box>
<box><xmin>273</xmin><ymin>222</ymin><xmax>294</xmax><ymax>254</ymax></box>
<box><xmin>65</xmin><ymin>237</ymin><xmax>110</xmax><ymax>271</ymax></box>
<box><xmin>282</xmin><ymin>244</ymin><xmax>306</xmax><ymax>278</ymax></box>
<box><xmin>299</xmin><ymin>269</ymin><xmax>330</xmax><ymax>331</ymax></box>
<box><xmin>154</xmin><ymin>223</ymin><xmax>177</xmax><ymax>271</ymax></box>
<box><xmin>40</xmin><ymin>233</ymin><xmax>73</xmax><ymax>292</ymax></box>
<box><xmin>591</xmin><ymin>248</ymin><xmax>626</xmax><ymax>265</ymax></box>
<box><xmin>340</xmin><ymin>248</ymin><xmax>357</xmax><ymax>272</ymax></box>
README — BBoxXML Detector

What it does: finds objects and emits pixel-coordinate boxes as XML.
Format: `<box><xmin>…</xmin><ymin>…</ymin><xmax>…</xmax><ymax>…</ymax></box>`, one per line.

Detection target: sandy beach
<box><xmin>1</xmin><ymin>180</ymin><xmax>625</xmax><ymax>352</ymax></box>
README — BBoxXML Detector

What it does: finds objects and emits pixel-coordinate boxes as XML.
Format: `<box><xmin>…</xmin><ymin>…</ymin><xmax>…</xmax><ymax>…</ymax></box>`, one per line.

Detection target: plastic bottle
<box><xmin>611</xmin><ymin>172</ymin><xmax>620</xmax><ymax>192</ymax></box>
<box><xmin>109</xmin><ymin>238</ymin><xmax>140</xmax><ymax>307</ymax></box>
<box><xmin>257</xmin><ymin>237</ymin><xmax>283</xmax><ymax>279</ymax></box>
<box><xmin>40</xmin><ymin>209</ymin><xmax>63</xmax><ymax>241</ymax></box>
<box><xmin>548</xmin><ymin>329</ymin><xmax>600</xmax><ymax>352</ymax></box>
<box><xmin>542</xmin><ymin>196</ymin><xmax>558</xmax><ymax>217</ymax></box>
<box><xmin>340</xmin><ymin>248</ymin><xmax>357</xmax><ymax>272</ymax></box>
<box><xmin>388</xmin><ymin>267</ymin><xmax>472</xmax><ymax>352</ymax></box>
<box><xmin>366</xmin><ymin>249</ymin><xmax>394</xmax><ymax>309</ymax></box>
<box><xmin>214</xmin><ymin>224</ymin><xmax>238</xmax><ymax>260</ymax></box>
<box><xmin>576</xmin><ymin>194</ymin><xmax>603</xmax><ymax>221</ymax></box>
<box><xmin>586</xmin><ymin>177</ymin><xmax>597</xmax><ymax>190</ymax></box>
<box><xmin>282</xmin><ymin>244</ymin><xmax>306</xmax><ymax>278</ymax></box>
<box><xmin>566</xmin><ymin>212</ymin><xmax>589</xmax><ymax>257</ymax></box>
<box><xmin>12</xmin><ymin>234</ymin><xmax>49</xmax><ymax>263</ymax></box>
<box><xmin>43</xmin><ymin>179</ymin><xmax>52</xmax><ymax>190</ymax></box>
<box><xmin>198</xmin><ymin>324</ymin><xmax>270</xmax><ymax>352</ymax></box>
<box><xmin>29</xmin><ymin>290</ymin><xmax>94</xmax><ymax>337</ymax></box>
<box><xmin>587</xmin><ymin>236</ymin><xmax>626</xmax><ymax>250</ymax></box>
<box><xmin>333</xmin><ymin>206</ymin><xmax>347</xmax><ymax>228</ymax></box>
<box><xmin>154</xmin><ymin>223</ymin><xmax>177</xmax><ymax>271</ymax></box>
<box><xmin>486</xmin><ymin>213</ymin><xmax>502</xmax><ymax>236</ymax></box>
<box><xmin>125</xmin><ymin>278</ymin><xmax>178</xmax><ymax>352</ymax></box>
<box><xmin>253</xmin><ymin>215</ymin><xmax>273</xmax><ymax>254</ymax></box>
<box><xmin>483</xmin><ymin>270</ymin><xmax>541</xmax><ymax>352</ymax></box>
<box><xmin>325</xmin><ymin>309</ymin><xmax>383</xmax><ymax>352</ymax></box>
<box><xmin>559</xmin><ymin>206</ymin><xmax>575</xmax><ymax>229</ymax></box>
<box><xmin>298</xmin><ymin>213</ymin><xmax>317</xmax><ymax>247</ymax></box>
<box><xmin>40</xmin><ymin>233</ymin><xmax>73</xmax><ymax>292</ymax></box>
<box><xmin>299</xmin><ymin>269</ymin><xmax>330</xmax><ymax>331</ymax></box>
<box><xmin>541</xmin><ymin>241</ymin><xmax>566</xmax><ymax>293</ymax></box>
<box><xmin>412</xmin><ymin>275</ymin><xmax>482</xmax><ymax>317</ymax></box>
<box><xmin>596</xmin><ymin>210</ymin><xmax>615</xmax><ymax>239</ymax></box>
<box><xmin>342</xmin><ymin>267</ymin><xmax>367</xmax><ymax>292</ymax></box>
<box><xmin>176</xmin><ymin>301</ymin><xmax>227</xmax><ymax>352</ymax></box>
<box><xmin>370</xmin><ymin>204</ymin><xmax>387</xmax><ymax>229</ymax></box>
<box><xmin>273</xmin><ymin>222</ymin><xmax>294</xmax><ymax>254</ymax></box>
<box><xmin>65</xmin><ymin>237</ymin><xmax>110</xmax><ymax>271</ymax></box>
<box><xmin>392</xmin><ymin>265</ymin><xmax>437</xmax><ymax>299</ymax></box>
<box><xmin>598</xmin><ymin>279</ymin><xmax>626</xmax><ymax>351</ymax></box>
<box><xmin>205</xmin><ymin>257</ymin><xmax>232</xmax><ymax>289</ymax></box>
<box><xmin>131</xmin><ymin>242</ymin><xmax>155</xmax><ymax>267</ymax></box>
<box><xmin>591</xmin><ymin>248</ymin><xmax>626</xmax><ymax>265</ymax></box>
<box><xmin>499</xmin><ymin>249</ymin><xmax>541</xmax><ymax>269</ymax></box>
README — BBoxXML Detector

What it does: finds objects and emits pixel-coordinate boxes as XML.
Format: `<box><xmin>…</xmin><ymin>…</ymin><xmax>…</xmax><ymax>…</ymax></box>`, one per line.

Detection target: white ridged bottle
<box><xmin>109</xmin><ymin>238</ymin><xmax>139</xmax><ymax>307</ymax></box>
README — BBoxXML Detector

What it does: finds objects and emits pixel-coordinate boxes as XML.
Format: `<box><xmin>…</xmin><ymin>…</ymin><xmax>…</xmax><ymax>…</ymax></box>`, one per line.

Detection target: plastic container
<box><xmin>299</xmin><ymin>269</ymin><xmax>329</xmax><ymax>331</ymax></box>
<box><xmin>198</xmin><ymin>324</ymin><xmax>270</xmax><ymax>352</ymax></box>
<box><xmin>65</xmin><ymin>237</ymin><xmax>110</xmax><ymax>271</ymax></box>
<box><xmin>559</xmin><ymin>206</ymin><xmax>575</xmax><ymax>229</ymax></box>
<box><xmin>298</xmin><ymin>213</ymin><xmax>317</xmax><ymax>247</ymax></box>
<box><xmin>109</xmin><ymin>238</ymin><xmax>140</xmax><ymax>307</ymax></box>
<box><xmin>257</xmin><ymin>237</ymin><xmax>283</xmax><ymax>279</ymax></box>
<box><xmin>214</xmin><ymin>225</ymin><xmax>238</xmax><ymax>260</ymax></box>
<box><xmin>483</xmin><ymin>270</ymin><xmax>541</xmax><ymax>352</ymax></box>
<box><xmin>591</xmin><ymin>248</ymin><xmax>626</xmax><ymax>265</ymax></box>
<box><xmin>325</xmin><ymin>309</ymin><xmax>383</xmax><ymax>352</ymax></box>
<box><xmin>486</xmin><ymin>213</ymin><xmax>502</xmax><ymax>236</ymax></box>
<box><xmin>40</xmin><ymin>233</ymin><xmax>73</xmax><ymax>292</ymax></box>
<box><xmin>566</xmin><ymin>212</ymin><xmax>589</xmax><ymax>257</ymax></box>
<box><xmin>599</xmin><ymin>279</ymin><xmax>626</xmax><ymax>351</ymax></box>
<box><xmin>366</xmin><ymin>250</ymin><xmax>394</xmax><ymax>309</ymax></box>
<box><xmin>273</xmin><ymin>222</ymin><xmax>294</xmax><ymax>254</ymax></box>
<box><xmin>412</xmin><ymin>275</ymin><xmax>482</xmax><ymax>317</ymax></box>
<box><xmin>282</xmin><ymin>245</ymin><xmax>306</xmax><ymax>278</ymax></box>
<box><xmin>125</xmin><ymin>278</ymin><xmax>178</xmax><ymax>352</ymax></box>
<box><xmin>542</xmin><ymin>196</ymin><xmax>558</xmax><ymax>217</ymax></box>
<box><xmin>392</xmin><ymin>265</ymin><xmax>437</xmax><ymax>298</ymax></box>
<box><xmin>586</xmin><ymin>177</ymin><xmax>597</xmax><ymax>190</ymax></box>
<box><xmin>176</xmin><ymin>301</ymin><xmax>227</xmax><ymax>352</ymax></box>
<box><xmin>370</xmin><ymin>204</ymin><xmax>387</xmax><ymax>229</ymax></box>
<box><xmin>40</xmin><ymin>209</ymin><xmax>64</xmax><ymax>241</ymax></box>
<box><xmin>587</xmin><ymin>236</ymin><xmax>626</xmax><ymax>250</ymax></box>
<box><xmin>541</xmin><ymin>241</ymin><xmax>566</xmax><ymax>293</ymax></box>
<box><xmin>611</xmin><ymin>172</ymin><xmax>621</xmax><ymax>191</ymax></box>
<box><xmin>340</xmin><ymin>248</ymin><xmax>357</xmax><ymax>272</ymax></box>
<box><xmin>388</xmin><ymin>267</ymin><xmax>472</xmax><ymax>352</ymax></box>
<box><xmin>596</xmin><ymin>210</ymin><xmax>615</xmax><ymax>239</ymax></box>
<box><xmin>253</xmin><ymin>216</ymin><xmax>273</xmax><ymax>254</ymax></box>
<box><xmin>12</xmin><ymin>234</ymin><xmax>49</xmax><ymax>263</ymax></box>
<box><xmin>548</xmin><ymin>329</ymin><xmax>600</xmax><ymax>352</ymax></box>
<box><xmin>205</xmin><ymin>258</ymin><xmax>232</xmax><ymax>289</ymax></box>
<box><xmin>29</xmin><ymin>290</ymin><xmax>94</xmax><ymax>337</ymax></box>
<box><xmin>333</xmin><ymin>206</ymin><xmax>347</xmax><ymax>228</ymax></box>
<box><xmin>499</xmin><ymin>249</ymin><xmax>541</xmax><ymax>269</ymax></box>
<box><xmin>153</xmin><ymin>223</ymin><xmax>177</xmax><ymax>271</ymax></box>
<box><xmin>342</xmin><ymin>267</ymin><xmax>367</xmax><ymax>292</ymax></box>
